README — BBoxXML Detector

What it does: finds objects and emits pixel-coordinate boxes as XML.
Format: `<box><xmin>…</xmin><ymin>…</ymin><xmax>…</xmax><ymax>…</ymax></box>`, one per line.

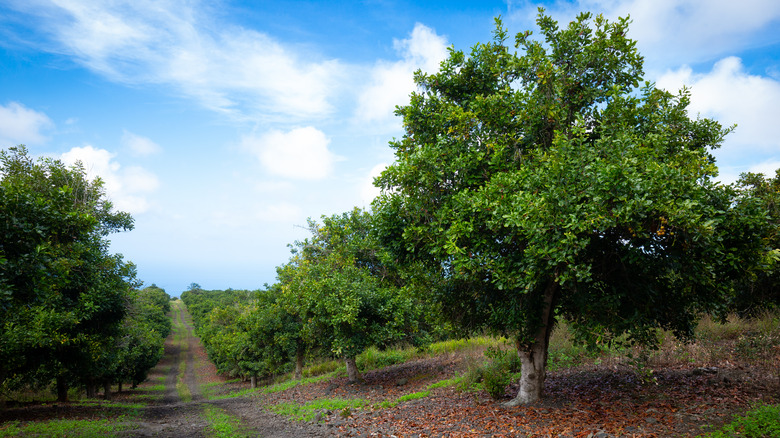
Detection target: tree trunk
<box><xmin>56</xmin><ymin>376</ymin><xmax>68</xmax><ymax>403</ymax></box>
<box><xmin>85</xmin><ymin>381</ymin><xmax>97</xmax><ymax>398</ymax></box>
<box><xmin>345</xmin><ymin>357</ymin><xmax>361</xmax><ymax>383</ymax></box>
<box><xmin>250</xmin><ymin>375</ymin><xmax>257</xmax><ymax>389</ymax></box>
<box><xmin>294</xmin><ymin>349</ymin><xmax>305</xmax><ymax>380</ymax></box>
<box><xmin>118</xmin><ymin>381</ymin><xmax>123</xmax><ymax>393</ymax></box>
<box><xmin>103</xmin><ymin>381</ymin><xmax>111</xmax><ymax>400</ymax></box>
<box><xmin>504</xmin><ymin>281</ymin><xmax>558</xmax><ymax>407</ymax></box>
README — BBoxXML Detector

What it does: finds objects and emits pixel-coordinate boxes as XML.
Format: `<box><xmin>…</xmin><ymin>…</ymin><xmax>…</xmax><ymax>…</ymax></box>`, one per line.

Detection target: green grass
<box><xmin>0</xmin><ymin>416</ymin><xmax>132</xmax><ymax>437</ymax></box>
<box><xmin>262</xmin><ymin>372</ymin><xmax>337</xmax><ymax>395</ymax></box>
<box><xmin>427</xmin><ymin>375</ymin><xmax>463</xmax><ymax>390</ymax></box>
<box><xmin>700</xmin><ymin>404</ymin><xmax>780</xmax><ymax>438</ymax></box>
<box><xmin>302</xmin><ymin>359</ymin><xmax>344</xmax><ymax>378</ymax></box>
<box><xmin>268</xmin><ymin>398</ymin><xmax>369</xmax><ymax>422</ymax></box>
<box><xmin>203</xmin><ymin>404</ymin><xmax>248</xmax><ymax>438</ymax></box>
<box><xmin>145</xmin><ymin>383</ymin><xmax>166</xmax><ymax>392</ymax></box>
<box><xmin>378</xmin><ymin>390</ymin><xmax>431</xmax><ymax>408</ymax></box>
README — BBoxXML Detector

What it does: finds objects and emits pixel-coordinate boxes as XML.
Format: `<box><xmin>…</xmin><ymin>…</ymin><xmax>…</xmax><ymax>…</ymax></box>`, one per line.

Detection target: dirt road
<box><xmin>120</xmin><ymin>301</ymin><xmax>322</xmax><ymax>438</ymax></box>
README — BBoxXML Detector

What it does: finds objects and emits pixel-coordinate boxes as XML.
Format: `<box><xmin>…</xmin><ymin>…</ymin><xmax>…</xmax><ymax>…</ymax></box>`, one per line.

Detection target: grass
<box><xmin>378</xmin><ymin>390</ymin><xmax>431</xmax><ymax>408</ymax></box>
<box><xmin>700</xmin><ymin>403</ymin><xmax>780</xmax><ymax>438</ymax></box>
<box><xmin>427</xmin><ymin>376</ymin><xmax>464</xmax><ymax>390</ymax></box>
<box><xmin>262</xmin><ymin>372</ymin><xmax>337</xmax><ymax>395</ymax></box>
<box><xmin>145</xmin><ymin>383</ymin><xmax>166</xmax><ymax>392</ymax></box>
<box><xmin>176</xmin><ymin>359</ymin><xmax>192</xmax><ymax>402</ymax></box>
<box><xmin>203</xmin><ymin>404</ymin><xmax>248</xmax><ymax>438</ymax></box>
<box><xmin>268</xmin><ymin>398</ymin><xmax>370</xmax><ymax>422</ymax></box>
<box><xmin>0</xmin><ymin>416</ymin><xmax>133</xmax><ymax>437</ymax></box>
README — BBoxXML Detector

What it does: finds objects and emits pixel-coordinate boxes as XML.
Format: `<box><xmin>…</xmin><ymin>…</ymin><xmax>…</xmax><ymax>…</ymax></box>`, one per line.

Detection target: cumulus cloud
<box><xmin>656</xmin><ymin>57</ymin><xmax>780</xmax><ymax>164</ymax></box>
<box><xmin>8</xmin><ymin>1</ymin><xmax>344</xmax><ymax>120</ymax></box>
<box><xmin>122</xmin><ymin>130</ymin><xmax>161</xmax><ymax>156</ymax></box>
<box><xmin>242</xmin><ymin>127</ymin><xmax>338</xmax><ymax>180</ymax></box>
<box><xmin>506</xmin><ymin>0</ymin><xmax>780</xmax><ymax>69</ymax></box>
<box><xmin>0</xmin><ymin>102</ymin><xmax>53</xmax><ymax>145</ymax></box>
<box><xmin>60</xmin><ymin>145</ymin><xmax>159</xmax><ymax>214</ymax></box>
<box><xmin>355</xmin><ymin>23</ymin><xmax>448</xmax><ymax>129</ymax></box>
<box><xmin>360</xmin><ymin>163</ymin><xmax>387</xmax><ymax>207</ymax></box>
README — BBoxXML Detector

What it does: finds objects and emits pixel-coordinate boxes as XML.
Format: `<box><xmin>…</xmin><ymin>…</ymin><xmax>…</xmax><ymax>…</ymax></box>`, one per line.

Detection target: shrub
<box><xmin>702</xmin><ymin>404</ymin><xmax>780</xmax><ymax>438</ymax></box>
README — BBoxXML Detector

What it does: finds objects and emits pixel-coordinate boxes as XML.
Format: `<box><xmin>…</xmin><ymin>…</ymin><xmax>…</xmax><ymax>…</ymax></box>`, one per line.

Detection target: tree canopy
<box><xmin>374</xmin><ymin>11</ymin><xmax>769</xmax><ymax>405</ymax></box>
<box><xmin>0</xmin><ymin>146</ymin><xmax>165</xmax><ymax>401</ymax></box>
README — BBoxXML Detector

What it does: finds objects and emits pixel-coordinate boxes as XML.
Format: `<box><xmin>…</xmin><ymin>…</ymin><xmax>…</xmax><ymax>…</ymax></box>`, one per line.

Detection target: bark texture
<box><xmin>504</xmin><ymin>281</ymin><xmax>558</xmax><ymax>407</ymax></box>
<box><xmin>345</xmin><ymin>357</ymin><xmax>361</xmax><ymax>382</ymax></box>
<box><xmin>294</xmin><ymin>350</ymin><xmax>305</xmax><ymax>380</ymax></box>
<box><xmin>250</xmin><ymin>376</ymin><xmax>257</xmax><ymax>389</ymax></box>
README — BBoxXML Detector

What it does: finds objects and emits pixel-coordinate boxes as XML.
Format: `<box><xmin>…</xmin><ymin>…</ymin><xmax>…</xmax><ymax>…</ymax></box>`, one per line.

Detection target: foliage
<box><xmin>379</xmin><ymin>390</ymin><xmax>431</xmax><ymax>408</ymax></box>
<box><xmin>268</xmin><ymin>398</ymin><xmax>370</xmax><ymax>422</ymax></box>
<box><xmin>702</xmin><ymin>404</ymin><xmax>780</xmax><ymax>438</ymax></box>
<box><xmin>373</xmin><ymin>10</ymin><xmax>770</xmax><ymax>403</ymax></box>
<box><xmin>729</xmin><ymin>171</ymin><xmax>780</xmax><ymax>316</ymax></box>
<box><xmin>0</xmin><ymin>145</ymin><xmax>147</xmax><ymax>400</ymax></box>
<box><xmin>0</xmin><ymin>417</ymin><xmax>132</xmax><ymax>437</ymax></box>
<box><xmin>276</xmin><ymin>208</ymin><xmax>434</xmax><ymax>379</ymax></box>
<box><xmin>203</xmin><ymin>404</ymin><xmax>249</xmax><ymax>438</ymax></box>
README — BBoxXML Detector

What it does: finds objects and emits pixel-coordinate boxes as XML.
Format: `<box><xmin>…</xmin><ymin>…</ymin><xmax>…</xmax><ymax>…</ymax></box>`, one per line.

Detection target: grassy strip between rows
<box><xmin>0</xmin><ymin>416</ymin><xmax>133</xmax><ymax>437</ymax></box>
<box><xmin>203</xmin><ymin>404</ymin><xmax>249</xmax><ymax>438</ymax></box>
<box><xmin>269</xmin><ymin>374</ymin><xmax>465</xmax><ymax>421</ymax></box>
<box><xmin>176</xmin><ymin>359</ymin><xmax>192</xmax><ymax>402</ymax></box>
<box><xmin>269</xmin><ymin>398</ymin><xmax>370</xmax><ymax>422</ymax></box>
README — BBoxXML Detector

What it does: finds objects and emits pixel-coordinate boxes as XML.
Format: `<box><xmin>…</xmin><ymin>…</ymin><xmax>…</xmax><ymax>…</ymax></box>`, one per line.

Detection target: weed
<box><xmin>357</xmin><ymin>346</ymin><xmax>409</xmax><ymax>370</ymax></box>
<box><xmin>268</xmin><ymin>398</ymin><xmax>369</xmax><ymax>422</ymax></box>
<box><xmin>203</xmin><ymin>404</ymin><xmax>248</xmax><ymax>438</ymax></box>
<box><xmin>378</xmin><ymin>390</ymin><xmax>431</xmax><ymax>408</ymax></box>
<box><xmin>701</xmin><ymin>403</ymin><xmax>780</xmax><ymax>438</ymax></box>
<box><xmin>262</xmin><ymin>372</ymin><xmax>336</xmax><ymax>395</ymax></box>
<box><xmin>427</xmin><ymin>376</ymin><xmax>464</xmax><ymax>390</ymax></box>
<box><xmin>0</xmin><ymin>417</ymin><xmax>131</xmax><ymax>437</ymax></box>
<box><xmin>146</xmin><ymin>384</ymin><xmax>166</xmax><ymax>392</ymax></box>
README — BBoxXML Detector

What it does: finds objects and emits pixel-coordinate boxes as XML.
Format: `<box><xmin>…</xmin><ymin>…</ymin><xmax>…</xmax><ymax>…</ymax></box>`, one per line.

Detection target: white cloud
<box><xmin>122</xmin><ymin>130</ymin><xmax>161</xmax><ymax>156</ymax></box>
<box><xmin>242</xmin><ymin>127</ymin><xmax>338</xmax><ymax>180</ymax></box>
<box><xmin>60</xmin><ymin>145</ymin><xmax>159</xmax><ymax>214</ymax></box>
<box><xmin>0</xmin><ymin>102</ymin><xmax>53</xmax><ymax>145</ymax></box>
<box><xmin>657</xmin><ymin>57</ymin><xmax>780</xmax><ymax>164</ymax></box>
<box><xmin>360</xmin><ymin>163</ymin><xmax>387</xmax><ymax>207</ymax></box>
<box><xmin>355</xmin><ymin>23</ymin><xmax>448</xmax><ymax>129</ymax></box>
<box><xmin>507</xmin><ymin>0</ymin><xmax>780</xmax><ymax>69</ymax></box>
<box><xmin>11</xmin><ymin>1</ymin><xmax>344</xmax><ymax>120</ymax></box>
<box><xmin>748</xmin><ymin>160</ymin><xmax>780</xmax><ymax>177</ymax></box>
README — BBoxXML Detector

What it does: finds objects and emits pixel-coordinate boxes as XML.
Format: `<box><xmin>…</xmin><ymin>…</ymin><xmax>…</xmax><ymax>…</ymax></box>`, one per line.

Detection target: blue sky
<box><xmin>1</xmin><ymin>0</ymin><xmax>779</xmax><ymax>296</ymax></box>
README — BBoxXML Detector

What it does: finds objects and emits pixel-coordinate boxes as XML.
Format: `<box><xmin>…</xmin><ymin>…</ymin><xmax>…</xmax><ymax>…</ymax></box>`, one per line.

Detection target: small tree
<box><xmin>375</xmin><ymin>11</ymin><xmax>768</xmax><ymax>405</ymax></box>
<box><xmin>0</xmin><ymin>146</ymin><xmax>137</xmax><ymax>401</ymax></box>
<box><xmin>281</xmin><ymin>208</ymin><xmax>423</xmax><ymax>382</ymax></box>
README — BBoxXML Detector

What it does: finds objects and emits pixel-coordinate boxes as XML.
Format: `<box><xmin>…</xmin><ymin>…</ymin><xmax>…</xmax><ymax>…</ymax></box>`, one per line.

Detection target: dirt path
<box><xmin>120</xmin><ymin>301</ymin><xmax>323</xmax><ymax>438</ymax></box>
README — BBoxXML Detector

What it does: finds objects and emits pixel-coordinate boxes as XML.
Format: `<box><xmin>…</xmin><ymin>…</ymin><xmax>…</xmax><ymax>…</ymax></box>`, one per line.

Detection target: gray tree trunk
<box><xmin>345</xmin><ymin>357</ymin><xmax>361</xmax><ymax>383</ymax></box>
<box><xmin>504</xmin><ymin>281</ymin><xmax>557</xmax><ymax>407</ymax></box>
<box><xmin>294</xmin><ymin>349</ymin><xmax>305</xmax><ymax>380</ymax></box>
<box><xmin>250</xmin><ymin>375</ymin><xmax>257</xmax><ymax>389</ymax></box>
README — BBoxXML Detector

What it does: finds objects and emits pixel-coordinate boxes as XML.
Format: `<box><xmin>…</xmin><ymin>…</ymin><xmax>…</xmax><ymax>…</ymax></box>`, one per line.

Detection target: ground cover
<box><xmin>1</xmin><ymin>304</ymin><xmax>777</xmax><ymax>437</ymax></box>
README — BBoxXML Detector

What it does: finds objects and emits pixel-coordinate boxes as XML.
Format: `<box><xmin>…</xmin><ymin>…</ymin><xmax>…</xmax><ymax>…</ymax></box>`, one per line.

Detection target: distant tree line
<box><xmin>182</xmin><ymin>10</ymin><xmax>779</xmax><ymax>406</ymax></box>
<box><xmin>0</xmin><ymin>146</ymin><xmax>171</xmax><ymax>402</ymax></box>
